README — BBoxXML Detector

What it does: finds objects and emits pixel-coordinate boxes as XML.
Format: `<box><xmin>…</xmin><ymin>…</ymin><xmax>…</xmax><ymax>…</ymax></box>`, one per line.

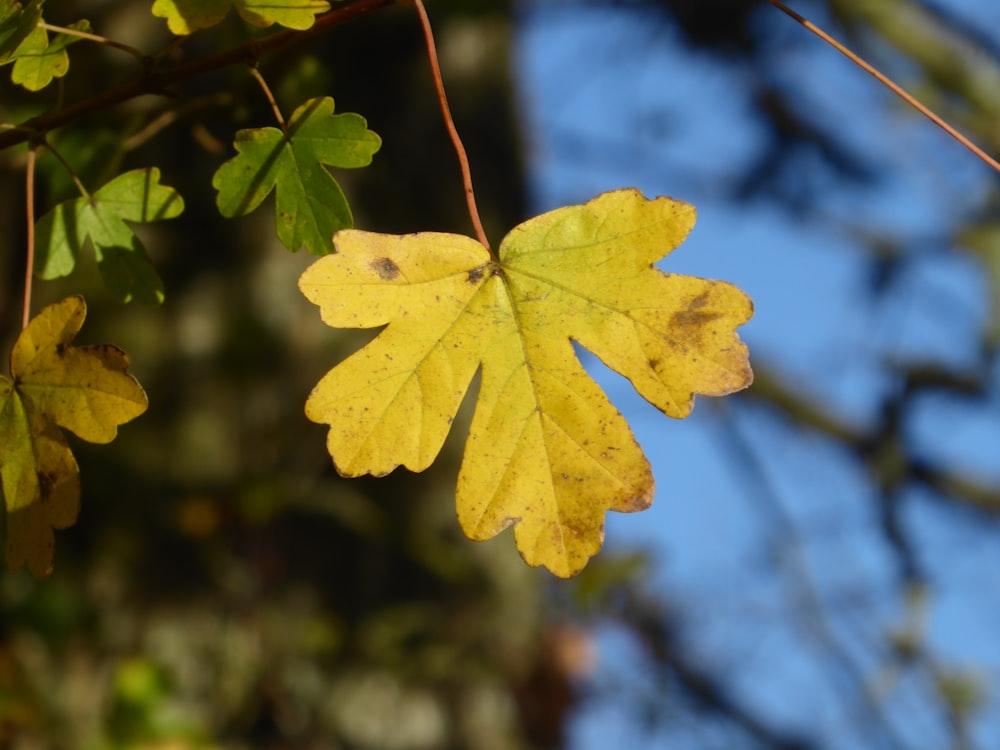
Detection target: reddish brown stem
<box><xmin>768</xmin><ymin>0</ymin><xmax>1000</xmax><ymax>175</ymax></box>
<box><xmin>22</xmin><ymin>146</ymin><xmax>37</xmax><ymax>330</ymax></box>
<box><xmin>413</xmin><ymin>0</ymin><xmax>491</xmax><ymax>251</ymax></box>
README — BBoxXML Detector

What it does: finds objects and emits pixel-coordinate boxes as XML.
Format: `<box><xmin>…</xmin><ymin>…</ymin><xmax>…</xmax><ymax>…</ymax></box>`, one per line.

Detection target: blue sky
<box><xmin>515</xmin><ymin>2</ymin><xmax>1000</xmax><ymax>747</ymax></box>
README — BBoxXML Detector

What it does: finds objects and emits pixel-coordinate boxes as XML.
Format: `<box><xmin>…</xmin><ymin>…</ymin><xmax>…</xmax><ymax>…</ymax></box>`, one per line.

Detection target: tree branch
<box><xmin>0</xmin><ymin>0</ymin><xmax>397</xmax><ymax>152</ymax></box>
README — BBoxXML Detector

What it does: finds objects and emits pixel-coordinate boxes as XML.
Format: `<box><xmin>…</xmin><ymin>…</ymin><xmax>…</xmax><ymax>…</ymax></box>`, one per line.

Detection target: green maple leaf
<box><xmin>0</xmin><ymin>0</ymin><xmax>43</xmax><ymax>64</ymax></box>
<box><xmin>34</xmin><ymin>168</ymin><xmax>184</xmax><ymax>305</ymax></box>
<box><xmin>299</xmin><ymin>189</ymin><xmax>754</xmax><ymax>577</ymax></box>
<box><xmin>11</xmin><ymin>19</ymin><xmax>89</xmax><ymax>91</ymax></box>
<box><xmin>0</xmin><ymin>296</ymin><xmax>147</xmax><ymax>577</ymax></box>
<box><xmin>213</xmin><ymin>96</ymin><xmax>381</xmax><ymax>256</ymax></box>
<box><xmin>151</xmin><ymin>0</ymin><xmax>329</xmax><ymax>35</ymax></box>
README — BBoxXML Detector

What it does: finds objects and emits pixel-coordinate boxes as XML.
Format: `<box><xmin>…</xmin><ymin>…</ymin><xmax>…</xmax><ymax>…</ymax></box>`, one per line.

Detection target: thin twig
<box><xmin>22</xmin><ymin>146</ymin><xmax>37</xmax><ymax>330</ymax></box>
<box><xmin>767</xmin><ymin>0</ymin><xmax>1000</xmax><ymax>175</ymax></box>
<box><xmin>122</xmin><ymin>92</ymin><xmax>236</xmax><ymax>151</ymax></box>
<box><xmin>412</xmin><ymin>0</ymin><xmax>491</xmax><ymax>251</ymax></box>
<box><xmin>39</xmin><ymin>22</ymin><xmax>145</xmax><ymax>61</ymax></box>
<box><xmin>248</xmin><ymin>66</ymin><xmax>287</xmax><ymax>131</ymax></box>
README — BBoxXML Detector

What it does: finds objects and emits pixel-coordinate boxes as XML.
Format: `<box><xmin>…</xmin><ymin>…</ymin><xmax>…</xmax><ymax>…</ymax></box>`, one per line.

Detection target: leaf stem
<box><xmin>22</xmin><ymin>145</ymin><xmax>37</xmax><ymax>330</ymax></box>
<box><xmin>38</xmin><ymin>22</ymin><xmax>145</xmax><ymax>61</ymax></box>
<box><xmin>412</xmin><ymin>0</ymin><xmax>491</xmax><ymax>252</ymax></box>
<box><xmin>43</xmin><ymin>141</ymin><xmax>92</xmax><ymax>201</ymax></box>
<box><xmin>767</xmin><ymin>0</ymin><xmax>1000</xmax><ymax>176</ymax></box>
<box><xmin>248</xmin><ymin>66</ymin><xmax>287</xmax><ymax>131</ymax></box>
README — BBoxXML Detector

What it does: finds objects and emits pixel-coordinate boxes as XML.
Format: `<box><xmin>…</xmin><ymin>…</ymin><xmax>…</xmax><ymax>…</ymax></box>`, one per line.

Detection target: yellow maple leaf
<box><xmin>299</xmin><ymin>188</ymin><xmax>753</xmax><ymax>577</ymax></box>
<box><xmin>0</xmin><ymin>296</ymin><xmax>147</xmax><ymax>577</ymax></box>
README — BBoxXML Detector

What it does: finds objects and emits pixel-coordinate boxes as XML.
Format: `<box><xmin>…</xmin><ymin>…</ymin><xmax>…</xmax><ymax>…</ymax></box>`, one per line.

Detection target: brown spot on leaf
<box><xmin>37</xmin><ymin>471</ymin><xmax>56</xmax><ymax>500</ymax></box>
<box><xmin>370</xmin><ymin>257</ymin><xmax>400</xmax><ymax>280</ymax></box>
<box><xmin>688</xmin><ymin>290</ymin><xmax>711</xmax><ymax>309</ymax></box>
<box><xmin>671</xmin><ymin>309</ymin><xmax>722</xmax><ymax>327</ymax></box>
<box><xmin>467</xmin><ymin>267</ymin><xmax>484</xmax><ymax>284</ymax></box>
<box><xmin>618</xmin><ymin>485</ymin><xmax>654</xmax><ymax>513</ymax></box>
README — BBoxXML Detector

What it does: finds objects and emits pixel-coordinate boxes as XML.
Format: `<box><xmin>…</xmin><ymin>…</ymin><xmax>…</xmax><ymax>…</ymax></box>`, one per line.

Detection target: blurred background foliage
<box><xmin>0</xmin><ymin>0</ymin><xmax>998</xmax><ymax>748</ymax></box>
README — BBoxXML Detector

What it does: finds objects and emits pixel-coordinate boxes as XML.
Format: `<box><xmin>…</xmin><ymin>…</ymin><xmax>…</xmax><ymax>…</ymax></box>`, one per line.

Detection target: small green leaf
<box><xmin>34</xmin><ymin>168</ymin><xmax>184</xmax><ymax>305</ymax></box>
<box><xmin>11</xmin><ymin>20</ymin><xmax>90</xmax><ymax>91</ymax></box>
<box><xmin>152</xmin><ymin>0</ymin><xmax>329</xmax><ymax>35</ymax></box>
<box><xmin>213</xmin><ymin>96</ymin><xmax>380</xmax><ymax>255</ymax></box>
<box><xmin>0</xmin><ymin>0</ymin><xmax>43</xmax><ymax>64</ymax></box>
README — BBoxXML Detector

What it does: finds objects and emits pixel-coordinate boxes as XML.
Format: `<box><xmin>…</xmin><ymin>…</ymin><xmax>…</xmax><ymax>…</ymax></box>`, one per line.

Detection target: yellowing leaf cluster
<box><xmin>0</xmin><ymin>0</ymin><xmax>90</xmax><ymax>92</ymax></box>
<box><xmin>152</xmin><ymin>0</ymin><xmax>330</xmax><ymax>35</ymax></box>
<box><xmin>0</xmin><ymin>297</ymin><xmax>147</xmax><ymax>577</ymax></box>
<box><xmin>300</xmin><ymin>189</ymin><xmax>753</xmax><ymax>577</ymax></box>
<box><xmin>11</xmin><ymin>20</ymin><xmax>89</xmax><ymax>91</ymax></box>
